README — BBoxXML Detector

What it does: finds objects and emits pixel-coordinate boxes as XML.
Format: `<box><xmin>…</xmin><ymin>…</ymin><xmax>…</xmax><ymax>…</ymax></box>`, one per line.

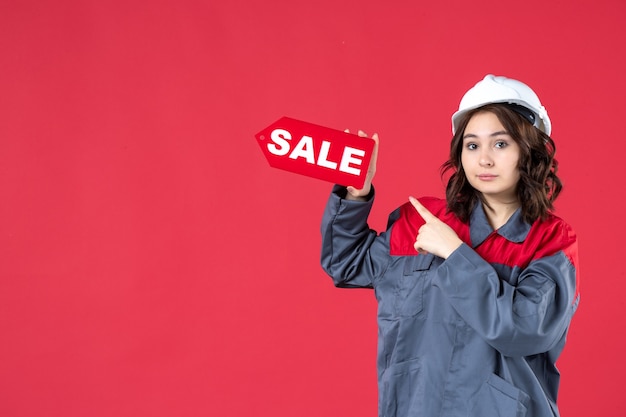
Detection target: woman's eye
<box><xmin>466</xmin><ymin>143</ymin><xmax>477</xmax><ymax>150</ymax></box>
<box><xmin>495</xmin><ymin>141</ymin><xmax>508</xmax><ymax>149</ymax></box>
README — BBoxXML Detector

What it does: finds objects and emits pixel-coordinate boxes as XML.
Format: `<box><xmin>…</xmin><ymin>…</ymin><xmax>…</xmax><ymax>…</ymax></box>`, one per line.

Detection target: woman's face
<box><xmin>460</xmin><ymin>111</ymin><xmax>521</xmax><ymax>204</ymax></box>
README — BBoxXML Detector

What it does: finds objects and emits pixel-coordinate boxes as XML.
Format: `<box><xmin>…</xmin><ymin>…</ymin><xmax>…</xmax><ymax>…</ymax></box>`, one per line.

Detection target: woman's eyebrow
<box><xmin>462</xmin><ymin>130</ymin><xmax>509</xmax><ymax>140</ymax></box>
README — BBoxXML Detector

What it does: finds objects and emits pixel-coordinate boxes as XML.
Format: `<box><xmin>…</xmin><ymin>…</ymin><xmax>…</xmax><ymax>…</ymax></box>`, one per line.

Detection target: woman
<box><xmin>320</xmin><ymin>75</ymin><xmax>579</xmax><ymax>417</ymax></box>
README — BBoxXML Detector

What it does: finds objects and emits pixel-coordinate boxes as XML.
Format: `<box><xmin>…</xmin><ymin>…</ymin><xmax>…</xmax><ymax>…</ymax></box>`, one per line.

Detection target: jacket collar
<box><xmin>469</xmin><ymin>200</ymin><xmax>531</xmax><ymax>247</ymax></box>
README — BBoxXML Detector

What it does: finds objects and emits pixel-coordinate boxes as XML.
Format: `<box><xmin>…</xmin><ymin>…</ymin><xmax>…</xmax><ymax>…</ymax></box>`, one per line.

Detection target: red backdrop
<box><xmin>1</xmin><ymin>1</ymin><xmax>625</xmax><ymax>416</ymax></box>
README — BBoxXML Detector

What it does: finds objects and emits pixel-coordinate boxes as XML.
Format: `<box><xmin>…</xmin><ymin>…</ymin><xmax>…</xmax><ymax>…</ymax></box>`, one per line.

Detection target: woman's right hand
<box><xmin>345</xmin><ymin>130</ymin><xmax>379</xmax><ymax>201</ymax></box>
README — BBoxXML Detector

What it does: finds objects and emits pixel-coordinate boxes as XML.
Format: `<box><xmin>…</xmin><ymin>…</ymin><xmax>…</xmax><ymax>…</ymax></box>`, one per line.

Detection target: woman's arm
<box><xmin>435</xmin><ymin>231</ymin><xmax>579</xmax><ymax>357</ymax></box>
<box><xmin>320</xmin><ymin>131</ymin><xmax>390</xmax><ymax>288</ymax></box>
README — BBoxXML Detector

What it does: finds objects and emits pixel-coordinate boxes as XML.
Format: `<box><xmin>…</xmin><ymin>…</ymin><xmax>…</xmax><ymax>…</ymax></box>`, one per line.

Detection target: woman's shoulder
<box><xmin>534</xmin><ymin>212</ymin><xmax>577</xmax><ymax>241</ymax></box>
<box><xmin>528</xmin><ymin>212</ymin><xmax>578</xmax><ymax>262</ymax></box>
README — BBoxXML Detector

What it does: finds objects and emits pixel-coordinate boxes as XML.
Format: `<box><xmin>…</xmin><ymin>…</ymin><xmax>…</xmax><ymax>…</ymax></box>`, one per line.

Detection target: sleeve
<box><xmin>434</xmin><ymin>229</ymin><xmax>579</xmax><ymax>357</ymax></box>
<box><xmin>320</xmin><ymin>185</ymin><xmax>394</xmax><ymax>289</ymax></box>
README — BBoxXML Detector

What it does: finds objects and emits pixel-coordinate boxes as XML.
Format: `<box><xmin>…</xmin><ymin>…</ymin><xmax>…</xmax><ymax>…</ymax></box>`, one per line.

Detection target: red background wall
<box><xmin>1</xmin><ymin>1</ymin><xmax>624</xmax><ymax>416</ymax></box>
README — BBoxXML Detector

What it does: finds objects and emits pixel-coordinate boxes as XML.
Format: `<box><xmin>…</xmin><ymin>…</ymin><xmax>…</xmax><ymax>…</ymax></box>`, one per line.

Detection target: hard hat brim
<box><xmin>451</xmin><ymin>99</ymin><xmax>551</xmax><ymax>136</ymax></box>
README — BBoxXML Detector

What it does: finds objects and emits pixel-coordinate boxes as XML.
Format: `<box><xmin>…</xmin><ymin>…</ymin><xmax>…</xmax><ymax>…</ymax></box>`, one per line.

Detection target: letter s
<box><xmin>267</xmin><ymin>129</ymin><xmax>291</xmax><ymax>156</ymax></box>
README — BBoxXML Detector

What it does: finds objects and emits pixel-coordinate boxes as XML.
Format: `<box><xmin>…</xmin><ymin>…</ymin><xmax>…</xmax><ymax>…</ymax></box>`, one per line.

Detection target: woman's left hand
<box><xmin>409</xmin><ymin>196</ymin><xmax>463</xmax><ymax>259</ymax></box>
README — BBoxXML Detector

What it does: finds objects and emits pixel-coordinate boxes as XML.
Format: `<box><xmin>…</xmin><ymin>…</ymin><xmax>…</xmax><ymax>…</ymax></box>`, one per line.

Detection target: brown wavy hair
<box><xmin>441</xmin><ymin>104</ymin><xmax>562</xmax><ymax>224</ymax></box>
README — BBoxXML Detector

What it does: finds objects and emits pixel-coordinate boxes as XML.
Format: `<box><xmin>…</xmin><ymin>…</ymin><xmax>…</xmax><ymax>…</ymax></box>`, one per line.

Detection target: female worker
<box><xmin>320</xmin><ymin>74</ymin><xmax>579</xmax><ymax>417</ymax></box>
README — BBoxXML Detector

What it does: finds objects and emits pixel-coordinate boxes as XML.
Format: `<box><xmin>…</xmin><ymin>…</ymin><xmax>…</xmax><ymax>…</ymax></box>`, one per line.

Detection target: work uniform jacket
<box><xmin>320</xmin><ymin>186</ymin><xmax>579</xmax><ymax>417</ymax></box>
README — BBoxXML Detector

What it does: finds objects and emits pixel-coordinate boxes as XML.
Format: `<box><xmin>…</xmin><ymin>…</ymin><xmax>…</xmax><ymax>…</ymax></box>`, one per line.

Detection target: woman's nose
<box><xmin>479</xmin><ymin>152</ymin><xmax>493</xmax><ymax>167</ymax></box>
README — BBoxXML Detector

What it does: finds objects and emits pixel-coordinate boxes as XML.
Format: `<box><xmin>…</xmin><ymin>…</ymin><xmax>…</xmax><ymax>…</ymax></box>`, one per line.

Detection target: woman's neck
<box><xmin>481</xmin><ymin>196</ymin><xmax>520</xmax><ymax>230</ymax></box>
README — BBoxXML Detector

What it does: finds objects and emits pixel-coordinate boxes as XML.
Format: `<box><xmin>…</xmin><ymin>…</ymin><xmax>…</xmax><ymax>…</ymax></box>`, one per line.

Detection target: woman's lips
<box><xmin>477</xmin><ymin>174</ymin><xmax>497</xmax><ymax>181</ymax></box>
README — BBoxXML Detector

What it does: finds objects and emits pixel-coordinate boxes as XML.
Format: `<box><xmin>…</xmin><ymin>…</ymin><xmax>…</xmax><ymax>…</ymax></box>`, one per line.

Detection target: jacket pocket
<box><xmin>469</xmin><ymin>373</ymin><xmax>530</xmax><ymax>417</ymax></box>
<box><xmin>394</xmin><ymin>254</ymin><xmax>433</xmax><ymax>317</ymax></box>
<box><xmin>380</xmin><ymin>358</ymin><xmax>423</xmax><ymax>417</ymax></box>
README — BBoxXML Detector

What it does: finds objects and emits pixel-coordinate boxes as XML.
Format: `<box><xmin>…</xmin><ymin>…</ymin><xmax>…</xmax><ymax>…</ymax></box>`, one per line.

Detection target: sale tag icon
<box><xmin>255</xmin><ymin>117</ymin><xmax>375</xmax><ymax>188</ymax></box>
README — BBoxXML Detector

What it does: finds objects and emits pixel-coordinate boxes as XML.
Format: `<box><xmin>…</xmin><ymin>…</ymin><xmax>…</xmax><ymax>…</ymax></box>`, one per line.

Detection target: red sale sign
<box><xmin>255</xmin><ymin>117</ymin><xmax>375</xmax><ymax>188</ymax></box>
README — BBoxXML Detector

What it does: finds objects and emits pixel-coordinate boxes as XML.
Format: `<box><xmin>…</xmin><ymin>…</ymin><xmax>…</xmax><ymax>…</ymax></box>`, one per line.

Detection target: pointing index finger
<box><xmin>409</xmin><ymin>196</ymin><xmax>437</xmax><ymax>223</ymax></box>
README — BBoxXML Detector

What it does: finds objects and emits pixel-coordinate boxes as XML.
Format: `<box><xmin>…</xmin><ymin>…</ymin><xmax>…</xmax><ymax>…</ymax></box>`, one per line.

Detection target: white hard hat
<box><xmin>451</xmin><ymin>74</ymin><xmax>551</xmax><ymax>136</ymax></box>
